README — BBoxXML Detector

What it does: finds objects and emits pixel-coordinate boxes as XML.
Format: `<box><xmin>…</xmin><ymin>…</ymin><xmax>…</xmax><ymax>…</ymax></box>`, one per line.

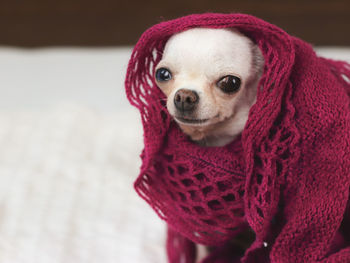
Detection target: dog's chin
<box><xmin>172</xmin><ymin>112</ymin><xmax>238</xmax><ymax>146</ymax></box>
<box><xmin>173</xmin><ymin>114</ymin><xmax>224</xmax><ymax>141</ymax></box>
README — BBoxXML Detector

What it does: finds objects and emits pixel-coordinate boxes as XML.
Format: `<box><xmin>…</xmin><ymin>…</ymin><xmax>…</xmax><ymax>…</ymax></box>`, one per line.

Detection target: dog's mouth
<box><xmin>174</xmin><ymin>113</ymin><xmax>221</xmax><ymax>126</ymax></box>
<box><xmin>174</xmin><ymin>116</ymin><xmax>209</xmax><ymax>125</ymax></box>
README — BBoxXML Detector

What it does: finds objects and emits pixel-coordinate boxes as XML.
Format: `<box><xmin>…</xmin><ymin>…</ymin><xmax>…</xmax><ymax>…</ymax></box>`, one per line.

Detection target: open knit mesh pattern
<box><xmin>125</xmin><ymin>13</ymin><xmax>350</xmax><ymax>263</ymax></box>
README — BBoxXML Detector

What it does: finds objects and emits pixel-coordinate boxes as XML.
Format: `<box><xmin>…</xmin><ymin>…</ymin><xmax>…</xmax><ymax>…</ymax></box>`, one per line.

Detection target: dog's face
<box><xmin>155</xmin><ymin>28</ymin><xmax>263</xmax><ymax>146</ymax></box>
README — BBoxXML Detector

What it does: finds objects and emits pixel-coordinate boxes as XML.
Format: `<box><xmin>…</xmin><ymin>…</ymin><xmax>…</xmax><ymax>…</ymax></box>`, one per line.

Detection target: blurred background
<box><xmin>0</xmin><ymin>1</ymin><xmax>349</xmax><ymax>263</ymax></box>
<box><xmin>2</xmin><ymin>0</ymin><xmax>350</xmax><ymax>46</ymax></box>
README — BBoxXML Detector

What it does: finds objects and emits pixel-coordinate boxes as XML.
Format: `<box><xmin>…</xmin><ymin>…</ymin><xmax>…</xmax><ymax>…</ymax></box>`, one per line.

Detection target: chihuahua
<box><xmin>155</xmin><ymin>28</ymin><xmax>264</xmax><ymax>147</ymax></box>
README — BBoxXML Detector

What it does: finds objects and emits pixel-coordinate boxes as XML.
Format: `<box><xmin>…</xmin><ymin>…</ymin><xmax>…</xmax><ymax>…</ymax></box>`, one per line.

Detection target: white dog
<box><xmin>155</xmin><ymin>28</ymin><xmax>264</xmax><ymax>147</ymax></box>
<box><xmin>154</xmin><ymin>28</ymin><xmax>265</xmax><ymax>261</ymax></box>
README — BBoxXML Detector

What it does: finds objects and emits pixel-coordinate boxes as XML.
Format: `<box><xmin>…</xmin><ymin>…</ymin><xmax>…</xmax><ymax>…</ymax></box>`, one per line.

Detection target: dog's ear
<box><xmin>227</xmin><ymin>28</ymin><xmax>265</xmax><ymax>76</ymax></box>
<box><xmin>251</xmin><ymin>43</ymin><xmax>265</xmax><ymax>76</ymax></box>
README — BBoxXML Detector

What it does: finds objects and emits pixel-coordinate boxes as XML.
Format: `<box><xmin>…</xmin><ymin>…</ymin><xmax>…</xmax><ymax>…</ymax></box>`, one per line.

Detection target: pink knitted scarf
<box><xmin>125</xmin><ymin>13</ymin><xmax>350</xmax><ymax>262</ymax></box>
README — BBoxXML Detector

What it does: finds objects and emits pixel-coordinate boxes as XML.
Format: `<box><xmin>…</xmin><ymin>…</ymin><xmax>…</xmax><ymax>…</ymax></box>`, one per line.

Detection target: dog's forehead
<box><xmin>162</xmin><ymin>28</ymin><xmax>253</xmax><ymax>78</ymax></box>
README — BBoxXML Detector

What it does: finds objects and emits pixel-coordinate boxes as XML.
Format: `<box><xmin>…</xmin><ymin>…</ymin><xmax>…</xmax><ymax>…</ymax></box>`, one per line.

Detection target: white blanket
<box><xmin>0</xmin><ymin>47</ymin><xmax>349</xmax><ymax>263</ymax></box>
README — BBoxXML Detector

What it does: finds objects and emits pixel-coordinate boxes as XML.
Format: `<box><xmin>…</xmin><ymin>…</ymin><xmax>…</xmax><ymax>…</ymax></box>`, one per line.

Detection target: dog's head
<box><xmin>155</xmin><ymin>28</ymin><xmax>263</xmax><ymax>146</ymax></box>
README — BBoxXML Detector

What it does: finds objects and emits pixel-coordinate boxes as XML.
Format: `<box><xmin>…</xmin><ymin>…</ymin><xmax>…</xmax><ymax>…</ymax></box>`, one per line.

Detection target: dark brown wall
<box><xmin>1</xmin><ymin>0</ymin><xmax>350</xmax><ymax>47</ymax></box>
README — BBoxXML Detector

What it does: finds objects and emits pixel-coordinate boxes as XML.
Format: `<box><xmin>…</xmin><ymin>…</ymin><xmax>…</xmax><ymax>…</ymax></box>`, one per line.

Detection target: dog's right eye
<box><xmin>155</xmin><ymin>68</ymin><xmax>172</xmax><ymax>82</ymax></box>
<box><xmin>217</xmin><ymin>75</ymin><xmax>241</xmax><ymax>94</ymax></box>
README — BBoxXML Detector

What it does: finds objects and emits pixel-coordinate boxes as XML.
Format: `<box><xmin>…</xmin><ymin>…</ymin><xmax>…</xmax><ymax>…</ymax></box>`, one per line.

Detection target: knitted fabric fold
<box><xmin>125</xmin><ymin>13</ymin><xmax>350</xmax><ymax>262</ymax></box>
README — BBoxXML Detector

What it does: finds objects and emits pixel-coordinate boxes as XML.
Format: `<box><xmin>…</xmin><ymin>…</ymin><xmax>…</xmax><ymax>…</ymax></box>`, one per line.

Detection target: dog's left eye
<box><xmin>155</xmin><ymin>68</ymin><xmax>172</xmax><ymax>82</ymax></box>
<box><xmin>217</xmin><ymin>75</ymin><xmax>241</xmax><ymax>94</ymax></box>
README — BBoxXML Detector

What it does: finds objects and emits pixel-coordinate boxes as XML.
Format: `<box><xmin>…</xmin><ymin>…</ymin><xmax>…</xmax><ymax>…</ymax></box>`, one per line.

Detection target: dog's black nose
<box><xmin>174</xmin><ymin>89</ymin><xmax>199</xmax><ymax>112</ymax></box>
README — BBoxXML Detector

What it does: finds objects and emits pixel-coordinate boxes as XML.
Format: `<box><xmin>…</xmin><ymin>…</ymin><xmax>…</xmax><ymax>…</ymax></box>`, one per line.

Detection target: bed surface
<box><xmin>0</xmin><ymin>46</ymin><xmax>349</xmax><ymax>263</ymax></box>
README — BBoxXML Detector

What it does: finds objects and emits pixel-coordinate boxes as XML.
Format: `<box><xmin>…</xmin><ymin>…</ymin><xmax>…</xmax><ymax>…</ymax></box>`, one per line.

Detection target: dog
<box><xmin>154</xmin><ymin>28</ymin><xmax>264</xmax><ymax>147</ymax></box>
<box><xmin>154</xmin><ymin>27</ymin><xmax>265</xmax><ymax>262</ymax></box>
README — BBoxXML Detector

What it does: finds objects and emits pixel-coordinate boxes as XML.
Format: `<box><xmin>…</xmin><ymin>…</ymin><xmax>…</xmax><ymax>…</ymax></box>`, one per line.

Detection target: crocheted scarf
<box><xmin>125</xmin><ymin>13</ymin><xmax>350</xmax><ymax>262</ymax></box>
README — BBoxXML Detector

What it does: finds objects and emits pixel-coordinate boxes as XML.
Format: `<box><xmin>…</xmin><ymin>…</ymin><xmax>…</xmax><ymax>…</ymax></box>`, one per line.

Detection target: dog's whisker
<box><xmin>158</xmin><ymin>104</ymin><xmax>168</xmax><ymax>112</ymax></box>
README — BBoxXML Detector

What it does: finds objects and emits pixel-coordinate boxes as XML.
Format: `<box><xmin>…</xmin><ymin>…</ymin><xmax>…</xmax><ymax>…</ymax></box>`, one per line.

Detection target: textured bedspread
<box><xmin>0</xmin><ymin>105</ymin><xmax>166</xmax><ymax>263</ymax></box>
<box><xmin>0</xmin><ymin>47</ymin><xmax>348</xmax><ymax>263</ymax></box>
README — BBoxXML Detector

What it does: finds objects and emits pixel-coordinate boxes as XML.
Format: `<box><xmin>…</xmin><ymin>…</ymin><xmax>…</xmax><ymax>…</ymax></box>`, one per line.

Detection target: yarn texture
<box><xmin>125</xmin><ymin>13</ymin><xmax>350</xmax><ymax>262</ymax></box>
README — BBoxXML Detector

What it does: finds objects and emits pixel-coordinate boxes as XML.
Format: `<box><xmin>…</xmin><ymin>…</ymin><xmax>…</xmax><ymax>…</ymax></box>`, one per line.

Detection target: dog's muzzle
<box><xmin>174</xmin><ymin>89</ymin><xmax>199</xmax><ymax>113</ymax></box>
